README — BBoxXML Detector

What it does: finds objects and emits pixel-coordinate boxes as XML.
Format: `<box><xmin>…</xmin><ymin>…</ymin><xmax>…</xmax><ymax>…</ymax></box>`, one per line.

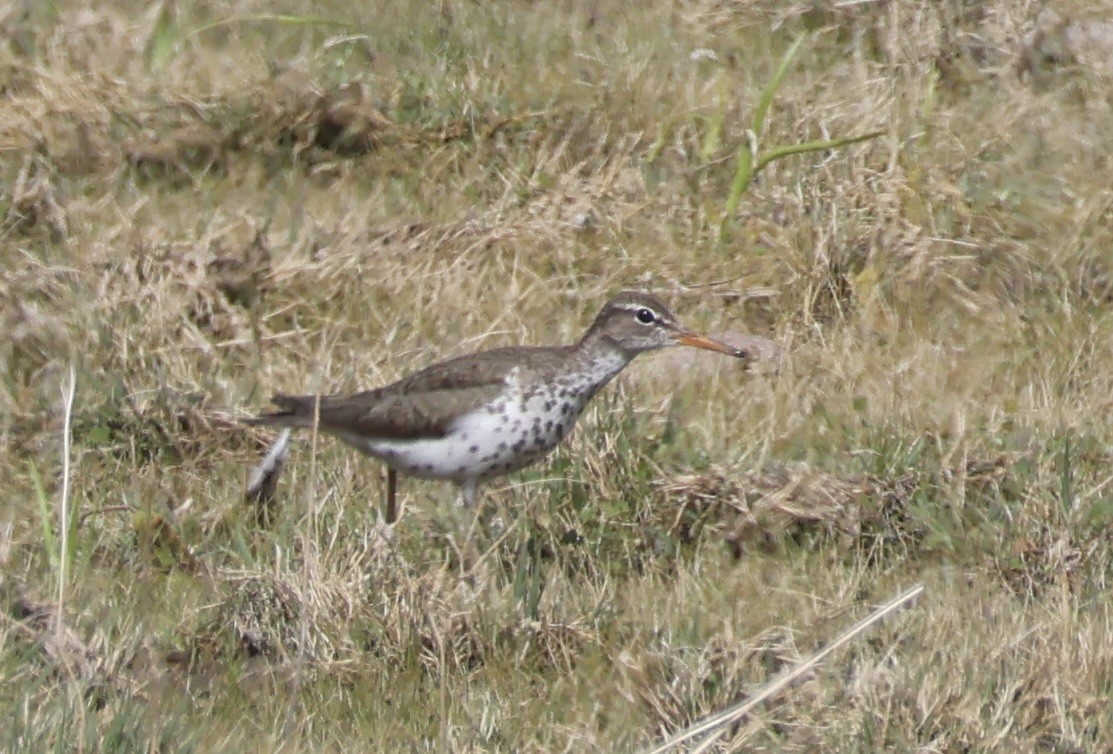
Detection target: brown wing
<box><xmin>380</xmin><ymin>346</ymin><xmax>567</xmax><ymax>395</ymax></box>
<box><xmin>309</xmin><ymin>383</ymin><xmax>508</xmax><ymax>439</ymax></box>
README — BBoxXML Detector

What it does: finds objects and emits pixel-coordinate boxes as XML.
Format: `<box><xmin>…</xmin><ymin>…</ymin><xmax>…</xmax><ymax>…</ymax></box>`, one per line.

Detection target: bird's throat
<box><xmin>570</xmin><ymin>337</ymin><xmax>634</xmax><ymax>391</ymax></box>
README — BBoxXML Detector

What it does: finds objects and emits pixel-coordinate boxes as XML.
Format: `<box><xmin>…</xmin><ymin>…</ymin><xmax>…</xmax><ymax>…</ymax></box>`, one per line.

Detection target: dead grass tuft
<box><xmin>3</xmin><ymin>155</ymin><xmax>69</xmax><ymax>242</ymax></box>
<box><xmin>656</xmin><ymin>464</ymin><xmax>860</xmax><ymax>557</ymax></box>
<box><xmin>621</xmin><ymin>627</ymin><xmax>800</xmax><ymax>736</ymax></box>
<box><xmin>215</xmin><ymin>572</ymin><xmax>348</xmax><ymax>661</ymax></box>
<box><xmin>0</xmin><ymin>578</ymin><xmax>137</xmax><ymax>713</ymax></box>
<box><xmin>654</xmin><ymin>454</ymin><xmax>1016</xmax><ymax>562</ymax></box>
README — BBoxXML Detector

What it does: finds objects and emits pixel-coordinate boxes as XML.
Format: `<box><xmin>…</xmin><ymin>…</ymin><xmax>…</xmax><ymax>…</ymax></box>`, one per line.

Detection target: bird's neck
<box><xmin>570</xmin><ymin>330</ymin><xmax>635</xmax><ymax>388</ymax></box>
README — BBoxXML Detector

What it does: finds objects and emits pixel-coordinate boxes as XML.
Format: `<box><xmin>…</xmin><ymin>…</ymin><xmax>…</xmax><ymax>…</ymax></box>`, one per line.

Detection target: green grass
<box><xmin>3</xmin><ymin>0</ymin><xmax>1113</xmax><ymax>751</ymax></box>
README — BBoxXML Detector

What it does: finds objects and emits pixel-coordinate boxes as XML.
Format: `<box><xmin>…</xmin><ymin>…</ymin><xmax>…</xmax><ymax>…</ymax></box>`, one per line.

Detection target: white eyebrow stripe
<box><xmin>614</xmin><ymin>303</ymin><xmax>657</xmax><ymax>314</ymax></box>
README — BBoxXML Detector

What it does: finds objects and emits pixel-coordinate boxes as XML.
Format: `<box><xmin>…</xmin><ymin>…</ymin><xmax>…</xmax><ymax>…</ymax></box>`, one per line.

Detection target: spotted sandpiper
<box><xmin>247</xmin><ymin>291</ymin><xmax>747</xmax><ymax>522</ymax></box>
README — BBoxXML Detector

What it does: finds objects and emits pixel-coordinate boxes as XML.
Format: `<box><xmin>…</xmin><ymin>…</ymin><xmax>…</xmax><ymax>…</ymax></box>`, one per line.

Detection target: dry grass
<box><xmin>3</xmin><ymin>0</ymin><xmax>1113</xmax><ymax>751</ymax></box>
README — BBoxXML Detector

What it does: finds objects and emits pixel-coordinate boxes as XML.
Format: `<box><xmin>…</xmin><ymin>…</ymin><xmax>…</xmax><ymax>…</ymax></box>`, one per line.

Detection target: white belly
<box><xmin>338</xmin><ymin>386</ymin><xmax>595</xmax><ymax>482</ymax></box>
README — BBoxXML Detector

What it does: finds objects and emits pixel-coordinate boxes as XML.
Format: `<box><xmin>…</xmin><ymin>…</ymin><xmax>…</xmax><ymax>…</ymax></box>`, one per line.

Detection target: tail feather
<box><xmin>243</xmin><ymin>393</ymin><xmax>317</xmax><ymax>429</ymax></box>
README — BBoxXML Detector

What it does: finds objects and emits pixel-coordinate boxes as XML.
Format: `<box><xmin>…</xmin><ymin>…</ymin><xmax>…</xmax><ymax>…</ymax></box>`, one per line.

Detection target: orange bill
<box><xmin>673</xmin><ymin>331</ymin><xmax>749</xmax><ymax>358</ymax></box>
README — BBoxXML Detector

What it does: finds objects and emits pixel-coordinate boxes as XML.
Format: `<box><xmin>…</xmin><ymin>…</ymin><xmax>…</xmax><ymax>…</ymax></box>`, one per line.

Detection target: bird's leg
<box><xmin>459</xmin><ymin>478</ymin><xmax>478</xmax><ymax>508</ymax></box>
<box><xmin>456</xmin><ymin>478</ymin><xmax>482</xmax><ymax>573</ymax></box>
<box><xmin>382</xmin><ymin>467</ymin><xmax>398</xmax><ymax>524</ymax></box>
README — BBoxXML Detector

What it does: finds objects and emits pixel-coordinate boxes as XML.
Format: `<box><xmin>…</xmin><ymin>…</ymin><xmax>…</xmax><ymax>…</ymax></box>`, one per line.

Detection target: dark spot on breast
<box><xmin>512</xmin><ymin>440</ymin><xmax>525</xmax><ymax>453</ymax></box>
<box><xmin>498</xmin><ymin>442</ymin><xmax>507</xmax><ymax>451</ymax></box>
<box><xmin>423</xmin><ymin>463</ymin><xmax>433</xmax><ymax>471</ymax></box>
<box><xmin>556</xmin><ymin>421</ymin><xmax>565</xmax><ymax>433</ymax></box>
<box><xmin>545</xmin><ymin>420</ymin><xmax>554</xmax><ymax>432</ymax></box>
<box><xmin>543</xmin><ymin>399</ymin><xmax>555</xmax><ymax>411</ymax></box>
<box><xmin>469</xmin><ymin>444</ymin><xmax>479</xmax><ymax>454</ymax></box>
<box><xmin>561</xmin><ymin>403</ymin><xmax>572</xmax><ymax>415</ymax></box>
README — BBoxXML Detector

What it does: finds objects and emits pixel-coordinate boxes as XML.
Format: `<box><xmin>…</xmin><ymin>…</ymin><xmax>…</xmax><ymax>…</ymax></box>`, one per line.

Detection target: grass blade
<box><xmin>56</xmin><ymin>366</ymin><xmax>76</xmax><ymax>641</ymax></box>
<box><xmin>752</xmin><ymin>130</ymin><xmax>885</xmax><ymax>177</ymax></box>
<box><xmin>145</xmin><ymin>0</ymin><xmax>179</xmax><ymax>71</ymax></box>
<box><xmin>188</xmin><ymin>14</ymin><xmax>356</xmax><ymax>40</ymax></box>
<box><xmin>29</xmin><ymin>461</ymin><xmax>57</xmax><ymax>571</ymax></box>
<box><xmin>751</xmin><ymin>34</ymin><xmax>809</xmax><ymax>136</ymax></box>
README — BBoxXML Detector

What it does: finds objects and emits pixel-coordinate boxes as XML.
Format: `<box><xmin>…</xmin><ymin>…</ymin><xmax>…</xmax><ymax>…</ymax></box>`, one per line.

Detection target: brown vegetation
<box><xmin>3</xmin><ymin>0</ymin><xmax>1113</xmax><ymax>751</ymax></box>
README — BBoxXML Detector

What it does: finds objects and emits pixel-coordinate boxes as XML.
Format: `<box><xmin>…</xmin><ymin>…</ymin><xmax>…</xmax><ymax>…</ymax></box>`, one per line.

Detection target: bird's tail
<box><xmin>243</xmin><ymin>394</ymin><xmax>320</xmax><ymax>429</ymax></box>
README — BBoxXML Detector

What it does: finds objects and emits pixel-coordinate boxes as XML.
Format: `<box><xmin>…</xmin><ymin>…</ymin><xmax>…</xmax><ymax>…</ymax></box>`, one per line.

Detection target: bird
<box><xmin>246</xmin><ymin>291</ymin><xmax>748</xmax><ymax>522</ymax></box>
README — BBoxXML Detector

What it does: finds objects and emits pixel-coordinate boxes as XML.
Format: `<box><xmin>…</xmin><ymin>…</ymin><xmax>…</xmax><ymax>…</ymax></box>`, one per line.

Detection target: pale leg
<box><xmin>457</xmin><ymin>477</ymin><xmax>482</xmax><ymax>573</ymax></box>
<box><xmin>459</xmin><ymin>478</ymin><xmax>479</xmax><ymax>508</ymax></box>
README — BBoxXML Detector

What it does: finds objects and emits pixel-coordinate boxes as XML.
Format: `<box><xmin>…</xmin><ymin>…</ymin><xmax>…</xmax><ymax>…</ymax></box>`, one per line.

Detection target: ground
<box><xmin>2</xmin><ymin>1</ymin><xmax>1113</xmax><ymax>752</ymax></box>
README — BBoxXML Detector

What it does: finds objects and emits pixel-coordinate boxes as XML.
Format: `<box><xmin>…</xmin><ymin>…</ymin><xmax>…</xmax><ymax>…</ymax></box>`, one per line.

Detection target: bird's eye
<box><xmin>635</xmin><ymin>308</ymin><xmax>656</xmax><ymax>324</ymax></box>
